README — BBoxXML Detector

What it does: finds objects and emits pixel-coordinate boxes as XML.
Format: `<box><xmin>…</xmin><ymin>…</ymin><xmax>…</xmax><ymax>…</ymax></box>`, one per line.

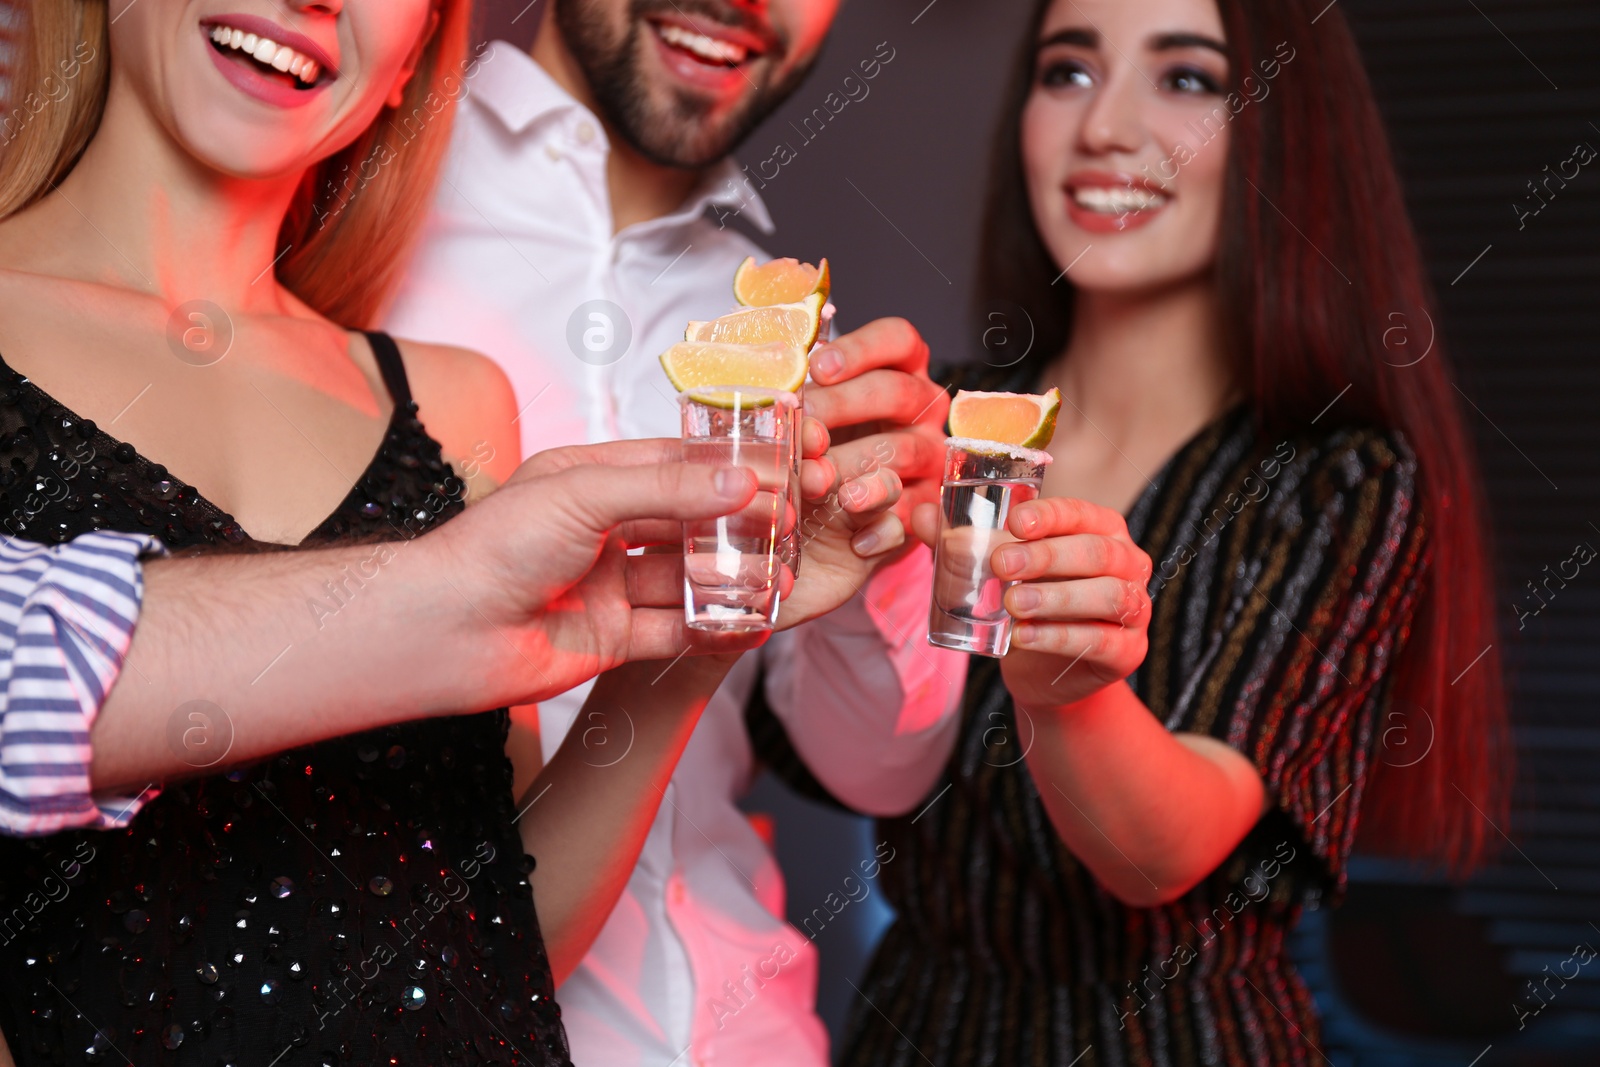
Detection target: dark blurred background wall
<box><xmin>471</xmin><ymin>1</ymin><xmax>1600</xmax><ymax>1063</ymax></box>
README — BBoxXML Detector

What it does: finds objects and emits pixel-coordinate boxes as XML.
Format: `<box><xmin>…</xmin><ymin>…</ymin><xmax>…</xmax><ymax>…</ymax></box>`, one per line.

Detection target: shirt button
<box><xmin>670</xmin><ymin>881</ymin><xmax>686</xmax><ymax>905</ymax></box>
<box><xmin>576</xmin><ymin>121</ymin><xmax>596</xmax><ymax>144</ymax></box>
<box><xmin>545</xmin><ymin>143</ymin><xmax>562</xmax><ymax>162</ymax></box>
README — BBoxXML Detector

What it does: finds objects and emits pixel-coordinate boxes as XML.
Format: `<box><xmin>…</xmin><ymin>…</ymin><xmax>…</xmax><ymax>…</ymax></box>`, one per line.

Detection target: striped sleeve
<box><xmin>1165</xmin><ymin>429</ymin><xmax>1429</xmax><ymax>889</ymax></box>
<box><xmin>0</xmin><ymin>532</ymin><xmax>167</xmax><ymax>837</ymax></box>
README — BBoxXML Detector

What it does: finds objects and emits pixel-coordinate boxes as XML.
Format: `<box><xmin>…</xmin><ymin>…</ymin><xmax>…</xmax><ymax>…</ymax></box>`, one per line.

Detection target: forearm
<box><xmin>93</xmin><ymin>538</ymin><xmax>500</xmax><ymax>791</ymax></box>
<box><xmin>771</xmin><ymin>551</ymin><xmax>967</xmax><ymax>814</ymax></box>
<box><xmin>1021</xmin><ymin>681</ymin><xmax>1265</xmax><ymax>906</ymax></box>
<box><xmin>774</xmin><ymin>624</ymin><xmax>963</xmax><ymax>814</ymax></box>
<box><xmin>520</xmin><ymin>653</ymin><xmax>739</xmax><ymax>985</ymax></box>
<box><xmin>89</xmin><ymin>450</ymin><xmax>767</xmax><ymax>796</ymax></box>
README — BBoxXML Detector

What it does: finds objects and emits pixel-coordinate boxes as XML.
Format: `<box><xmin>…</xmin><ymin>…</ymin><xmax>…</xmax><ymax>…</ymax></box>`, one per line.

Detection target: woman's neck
<box><xmin>0</xmin><ymin>76</ymin><xmax>306</xmax><ymax>315</ymax></box>
<box><xmin>1052</xmin><ymin>276</ymin><xmax>1238</xmax><ymax>447</ymax></box>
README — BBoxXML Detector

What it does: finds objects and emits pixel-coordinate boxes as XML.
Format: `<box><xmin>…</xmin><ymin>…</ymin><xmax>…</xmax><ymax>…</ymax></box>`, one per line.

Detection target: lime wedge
<box><xmin>732</xmin><ymin>256</ymin><xmax>831</xmax><ymax>307</ymax></box>
<box><xmin>659</xmin><ymin>340</ymin><xmax>809</xmax><ymax>395</ymax></box>
<box><xmin>685</xmin><ymin>293</ymin><xmax>825</xmax><ymax>350</ymax></box>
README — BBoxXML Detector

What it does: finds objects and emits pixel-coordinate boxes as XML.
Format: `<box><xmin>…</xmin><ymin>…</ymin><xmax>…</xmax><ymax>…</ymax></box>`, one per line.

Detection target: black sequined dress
<box><xmin>0</xmin><ymin>333</ymin><xmax>570</xmax><ymax>1066</ymax></box>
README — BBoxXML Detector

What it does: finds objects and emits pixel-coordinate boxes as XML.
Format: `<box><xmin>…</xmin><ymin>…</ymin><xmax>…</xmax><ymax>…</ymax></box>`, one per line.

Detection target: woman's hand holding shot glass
<box><xmin>772</xmin><ymin>415</ymin><xmax>908</xmax><ymax>628</ymax></box>
<box><xmin>911</xmin><ymin>387</ymin><xmax>1154</xmax><ymax>711</ymax></box>
<box><xmin>911</xmin><ymin>491</ymin><xmax>1151</xmax><ymax>708</ymax></box>
<box><xmin>998</xmin><ymin>498</ymin><xmax>1150</xmax><ymax>710</ymax></box>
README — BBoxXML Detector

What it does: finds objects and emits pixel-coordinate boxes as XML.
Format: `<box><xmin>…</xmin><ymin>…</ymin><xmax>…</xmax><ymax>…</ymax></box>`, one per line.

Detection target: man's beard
<box><xmin>555</xmin><ymin>0</ymin><xmax>816</xmax><ymax>169</ymax></box>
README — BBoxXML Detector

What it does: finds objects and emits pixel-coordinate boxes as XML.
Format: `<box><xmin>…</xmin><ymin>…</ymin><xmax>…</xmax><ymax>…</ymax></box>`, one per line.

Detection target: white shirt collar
<box><xmin>471</xmin><ymin>40</ymin><xmax>584</xmax><ymax>136</ymax></box>
<box><xmin>690</xmin><ymin>157</ymin><xmax>776</xmax><ymax>236</ymax></box>
<box><xmin>469</xmin><ymin>40</ymin><xmax>775</xmax><ymax>236</ymax></box>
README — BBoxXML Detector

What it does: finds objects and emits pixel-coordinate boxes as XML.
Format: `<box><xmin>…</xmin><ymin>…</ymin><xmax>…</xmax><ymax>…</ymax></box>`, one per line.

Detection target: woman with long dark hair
<box><xmin>835</xmin><ymin>0</ymin><xmax>1508</xmax><ymax>1063</ymax></box>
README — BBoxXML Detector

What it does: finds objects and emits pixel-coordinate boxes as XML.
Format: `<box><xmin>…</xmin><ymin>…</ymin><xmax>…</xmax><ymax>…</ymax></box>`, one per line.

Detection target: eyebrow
<box><xmin>1035</xmin><ymin>28</ymin><xmax>1097</xmax><ymax>51</ymax></box>
<box><xmin>1035</xmin><ymin>27</ymin><xmax>1230</xmax><ymax>60</ymax></box>
<box><xmin>1150</xmin><ymin>32</ymin><xmax>1229</xmax><ymax>57</ymax></box>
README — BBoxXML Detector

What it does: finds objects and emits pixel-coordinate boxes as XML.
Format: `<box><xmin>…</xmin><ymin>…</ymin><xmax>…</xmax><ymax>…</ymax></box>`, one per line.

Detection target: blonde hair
<box><xmin>0</xmin><ymin>0</ymin><xmax>471</xmax><ymax>328</ymax></box>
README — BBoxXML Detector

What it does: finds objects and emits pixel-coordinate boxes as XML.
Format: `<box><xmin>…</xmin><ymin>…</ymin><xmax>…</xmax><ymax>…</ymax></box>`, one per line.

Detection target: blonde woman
<box><xmin>0</xmin><ymin>2</ymin><xmax>903</xmax><ymax>1064</ymax></box>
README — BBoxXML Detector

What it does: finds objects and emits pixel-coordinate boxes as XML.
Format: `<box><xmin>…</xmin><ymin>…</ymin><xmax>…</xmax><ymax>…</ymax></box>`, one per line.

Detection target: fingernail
<box><xmin>1010</xmin><ymin>586</ymin><xmax>1040</xmax><ymax>612</ymax></box>
<box><xmin>1013</xmin><ymin>623</ymin><xmax>1036</xmax><ymax>645</ymax></box>
<box><xmin>852</xmin><ymin>530</ymin><xmax>879</xmax><ymax>555</ymax></box>
<box><xmin>714</xmin><ymin>466</ymin><xmax>750</xmax><ymax>497</ymax></box>
<box><xmin>997</xmin><ymin>546</ymin><xmax>1026</xmax><ymax>574</ymax></box>
<box><xmin>813</xmin><ymin>348</ymin><xmax>843</xmax><ymax>379</ymax></box>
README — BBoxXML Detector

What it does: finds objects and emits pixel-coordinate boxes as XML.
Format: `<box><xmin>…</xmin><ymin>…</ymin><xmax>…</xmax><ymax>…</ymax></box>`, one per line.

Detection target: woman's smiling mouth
<box><xmin>1064</xmin><ymin>172</ymin><xmax>1173</xmax><ymax>233</ymax></box>
<box><xmin>200</xmin><ymin>14</ymin><xmax>338</xmax><ymax>108</ymax></box>
<box><xmin>209</xmin><ymin>23</ymin><xmax>324</xmax><ymax>88</ymax></box>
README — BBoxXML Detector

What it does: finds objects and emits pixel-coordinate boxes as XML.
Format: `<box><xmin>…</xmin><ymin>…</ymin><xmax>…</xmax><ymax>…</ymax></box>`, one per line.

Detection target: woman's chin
<box><xmin>171</xmin><ymin>122</ymin><xmax>326</xmax><ymax>184</ymax></box>
<box><xmin>1058</xmin><ymin>261</ymin><xmax>1213</xmax><ymax>299</ymax></box>
<box><xmin>1043</xmin><ymin>234</ymin><xmax>1213</xmax><ymax>297</ymax></box>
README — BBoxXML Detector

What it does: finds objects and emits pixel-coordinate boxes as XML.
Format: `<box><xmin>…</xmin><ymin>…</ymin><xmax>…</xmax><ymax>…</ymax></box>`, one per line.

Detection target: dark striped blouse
<box><xmin>831</xmin><ymin>408</ymin><xmax>1430</xmax><ymax>1067</ymax></box>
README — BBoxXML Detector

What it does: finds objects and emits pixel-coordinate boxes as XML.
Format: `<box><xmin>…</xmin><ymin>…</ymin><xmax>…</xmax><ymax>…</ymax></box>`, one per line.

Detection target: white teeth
<box><xmin>206</xmin><ymin>23</ymin><xmax>323</xmax><ymax>87</ymax></box>
<box><xmin>656</xmin><ymin>22</ymin><xmax>749</xmax><ymax>66</ymax></box>
<box><xmin>1071</xmin><ymin>186</ymin><xmax>1169</xmax><ymax>214</ymax></box>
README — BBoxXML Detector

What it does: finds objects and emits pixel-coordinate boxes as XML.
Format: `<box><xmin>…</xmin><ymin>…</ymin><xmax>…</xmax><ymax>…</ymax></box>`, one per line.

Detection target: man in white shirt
<box><xmin>385</xmin><ymin>2</ymin><xmax>967</xmax><ymax>1063</ymax></box>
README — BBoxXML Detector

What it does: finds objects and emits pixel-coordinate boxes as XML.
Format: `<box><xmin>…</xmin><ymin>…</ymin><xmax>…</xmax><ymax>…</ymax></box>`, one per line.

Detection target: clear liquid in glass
<box><xmin>682</xmin><ymin>436</ymin><xmax>788</xmax><ymax>630</ymax></box>
<box><xmin>928</xmin><ymin>475</ymin><xmax>1043</xmax><ymax>657</ymax></box>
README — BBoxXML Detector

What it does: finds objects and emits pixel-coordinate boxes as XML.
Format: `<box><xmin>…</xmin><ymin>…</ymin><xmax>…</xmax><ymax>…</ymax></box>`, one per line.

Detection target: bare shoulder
<box><xmin>392</xmin><ymin>339</ymin><xmax>521</xmax><ymax>496</ymax></box>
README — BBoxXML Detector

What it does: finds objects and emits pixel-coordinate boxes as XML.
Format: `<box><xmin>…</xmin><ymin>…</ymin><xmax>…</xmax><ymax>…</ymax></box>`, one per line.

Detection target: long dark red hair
<box><xmin>975</xmin><ymin>0</ymin><xmax>1508</xmax><ymax>873</ymax></box>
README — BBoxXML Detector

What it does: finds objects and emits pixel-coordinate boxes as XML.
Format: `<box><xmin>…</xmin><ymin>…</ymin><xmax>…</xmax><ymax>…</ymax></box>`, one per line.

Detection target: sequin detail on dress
<box><xmin>0</xmin><ymin>333</ymin><xmax>570</xmax><ymax>1066</ymax></box>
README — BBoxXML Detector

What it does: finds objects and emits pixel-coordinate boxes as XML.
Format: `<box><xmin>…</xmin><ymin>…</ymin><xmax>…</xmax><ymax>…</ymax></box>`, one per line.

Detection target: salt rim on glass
<box><xmin>943</xmin><ymin>436</ymin><xmax>1055</xmax><ymax>466</ymax></box>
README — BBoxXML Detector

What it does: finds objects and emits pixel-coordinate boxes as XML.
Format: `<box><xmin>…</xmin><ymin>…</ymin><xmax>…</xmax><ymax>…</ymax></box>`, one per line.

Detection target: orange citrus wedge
<box><xmin>947</xmin><ymin>388</ymin><xmax>1062</xmax><ymax>449</ymax></box>
<box><xmin>733</xmin><ymin>256</ymin><xmax>830</xmax><ymax>307</ymax></box>
<box><xmin>685</xmin><ymin>292</ymin><xmax>825</xmax><ymax>350</ymax></box>
<box><xmin>660</xmin><ymin>340</ymin><xmax>809</xmax><ymax>396</ymax></box>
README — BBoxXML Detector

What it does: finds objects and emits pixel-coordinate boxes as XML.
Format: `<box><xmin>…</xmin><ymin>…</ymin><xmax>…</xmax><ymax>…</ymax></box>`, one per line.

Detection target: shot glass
<box><xmin>926</xmin><ymin>438</ymin><xmax>1052</xmax><ymax>657</ymax></box>
<box><xmin>680</xmin><ymin>386</ymin><xmax>800</xmax><ymax>632</ymax></box>
<box><xmin>776</xmin><ymin>403</ymin><xmax>804</xmax><ymax>575</ymax></box>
